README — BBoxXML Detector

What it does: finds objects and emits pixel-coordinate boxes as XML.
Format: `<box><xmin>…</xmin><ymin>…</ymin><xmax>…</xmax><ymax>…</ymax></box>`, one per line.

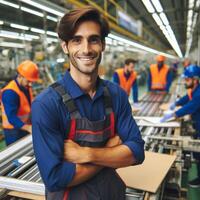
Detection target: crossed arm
<box><xmin>64</xmin><ymin>136</ymin><xmax>136</xmax><ymax>186</ymax></box>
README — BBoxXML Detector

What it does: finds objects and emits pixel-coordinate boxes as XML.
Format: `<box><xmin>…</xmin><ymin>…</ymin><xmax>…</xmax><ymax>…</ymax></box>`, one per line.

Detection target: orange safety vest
<box><xmin>150</xmin><ymin>64</ymin><xmax>169</xmax><ymax>90</ymax></box>
<box><xmin>1</xmin><ymin>80</ymin><xmax>33</xmax><ymax>129</ymax></box>
<box><xmin>115</xmin><ymin>68</ymin><xmax>137</xmax><ymax>95</ymax></box>
<box><xmin>187</xmin><ymin>88</ymin><xmax>193</xmax><ymax>100</ymax></box>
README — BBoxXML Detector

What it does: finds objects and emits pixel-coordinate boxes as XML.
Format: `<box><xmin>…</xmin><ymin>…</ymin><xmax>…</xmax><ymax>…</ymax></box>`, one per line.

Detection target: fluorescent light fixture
<box><xmin>19</xmin><ymin>0</ymin><xmax>64</xmax><ymax>17</ymax></box>
<box><xmin>0</xmin><ymin>20</ymin><xmax>4</xmax><ymax>25</ymax></box>
<box><xmin>196</xmin><ymin>0</ymin><xmax>200</xmax><ymax>8</ymax></box>
<box><xmin>151</xmin><ymin>0</ymin><xmax>163</xmax><ymax>12</ymax></box>
<box><xmin>22</xmin><ymin>33</ymin><xmax>40</xmax><ymax>40</ymax></box>
<box><xmin>141</xmin><ymin>0</ymin><xmax>155</xmax><ymax>13</ymax></box>
<box><xmin>159</xmin><ymin>12</ymin><xmax>169</xmax><ymax>25</ymax></box>
<box><xmin>152</xmin><ymin>13</ymin><xmax>163</xmax><ymax>26</ymax></box>
<box><xmin>10</xmin><ymin>23</ymin><xmax>29</xmax><ymax>30</ymax></box>
<box><xmin>46</xmin><ymin>31</ymin><xmax>58</xmax><ymax>37</ymax></box>
<box><xmin>21</xmin><ymin>6</ymin><xmax>44</xmax><ymax>17</ymax></box>
<box><xmin>57</xmin><ymin>58</ymin><xmax>65</xmax><ymax>63</ymax></box>
<box><xmin>105</xmin><ymin>37</ymin><xmax>112</xmax><ymax>45</ymax></box>
<box><xmin>108</xmin><ymin>33</ymin><xmax>177</xmax><ymax>59</ymax></box>
<box><xmin>46</xmin><ymin>37</ymin><xmax>58</xmax><ymax>43</ymax></box>
<box><xmin>47</xmin><ymin>15</ymin><xmax>58</xmax><ymax>22</ymax></box>
<box><xmin>0</xmin><ymin>42</ymin><xmax>25</xmax><ymax>48</ymax></box>
<box><xmin>0</xmin><ymin>0</ymin><xmax>19</xmax><ymax>8</ymax></box>
<box><xmin>30</xmin><ymin>28</ymin><xmax>45</xmax><ymax>34</ymax></box>
<box><xmin>0</xmin><ymin>30</ymin><xmax>32</xmax><ymax>41</ymax></box>
<box><xmin>142</xmin><ymin>0</ymin><xmax>182</xmax><ymax>57</ymax></box>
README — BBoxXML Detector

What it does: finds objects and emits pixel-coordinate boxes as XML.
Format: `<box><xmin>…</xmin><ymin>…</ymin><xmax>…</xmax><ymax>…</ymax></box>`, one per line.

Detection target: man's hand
<box><xmin>64</xmin><ymin>140</ymin><xmax>89</xmax><ymax>164</ymax></box>
<box><xmin>21</xmin><ymin>124</ymin><xmax>32</xmax><ymax>133</ymax></box>
<box><xmin>106</xmin><ymin>135</ymin><xmax>122</xmax><ymax>147</ymax></box>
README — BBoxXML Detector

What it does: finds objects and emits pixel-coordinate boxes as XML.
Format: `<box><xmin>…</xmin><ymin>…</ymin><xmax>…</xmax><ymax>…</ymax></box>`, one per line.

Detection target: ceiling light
<box><xmin>0</xmin><ymin>42</ymin><xmax>25</xmax><ymax>48</ymax></box>
<box><xmin>10</xmin><ymin>23</ymin><xmax>29</xmax><ymax>30</ymax></box>
<box><xmin>151</xmin><ymin>0</ymin><xmax>163</xmax><ymax>12</ymax></box>
<box><xmin>21</xmin><ymin>7</ymin><xmax>44</xmax><ymax>17</ymax></box>
<box><xmin>46</xmin><ymin>37</ymin><xmax>58</xmax><ymax>43</ymax></box>
<box><xmin>19</xmin><ymin>0</ymin><xmax>64</xmax><ymax>17</ymax></box>
<box><xmin>30</xmin><ymin>28</ymin><xmax>45</xmax><ymax>34</ymax></box>
<box><xmin>46</xmin><ymin>31</ymin><xmax>58</xmax><ymax>37</ymax></box>
<box><xmin>0</xmin><ymin>30</ymin><xmax>32</xmax><ymax>41</ymax></box>
<box><xmin>108</xmin><ymin>33</ymin><xmax>177</xmax><ymax>59</ymax></box>
<box><xmin>0</xmin><ymin>0</ymin><xmax>19</xmax><ymax>8</ymax></box>
<box><xmin>47</xmin><ymin>16</ymin><xmax>58</xmax><ymax>22</ymax></box>
<box><xmin>152</xmin><ymin>13</ymin><xmax>163</xmax><ymax>26</ymax></box>
<box><xmin>159</xmin><ymin>13</ymin><xmax>169</xmax><ymax>25</ymax></box>
<box><xmin>141</xmin><ymin>0</ymin><xmax>155</xmax><ymax>13</ymax></box>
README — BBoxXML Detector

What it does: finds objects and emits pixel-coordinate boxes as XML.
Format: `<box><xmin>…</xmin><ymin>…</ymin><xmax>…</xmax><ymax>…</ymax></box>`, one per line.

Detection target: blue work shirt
<box><xmin>113</xmin><ymin>71</ymin><xmax>138</xmax><ymax>102</ymax></box>
<box><xmin>32</xmin><ymin>71</ymin><xmax>145</xmax><ymax>192</ymax></box>
<box><xmin>2</xmin><ymin>79</ymin><xmax>31</xmax><ymax>128</ymax></box>
<box><xmin>147</xmin><ymin>67</ymin><xmax>172</xmax><ymax>92</ymax></box>
<box><xmin>175</xmin><ymin>84</ymin><xmax>200</xmax><ymax>135</ymax></box>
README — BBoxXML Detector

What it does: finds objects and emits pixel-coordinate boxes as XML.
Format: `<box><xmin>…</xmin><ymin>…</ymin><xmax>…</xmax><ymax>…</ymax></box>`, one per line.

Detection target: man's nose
<box><xmin>82</xmin><ymin>40</ymin><xmax>91</xmax><ymax>54</ymax></box>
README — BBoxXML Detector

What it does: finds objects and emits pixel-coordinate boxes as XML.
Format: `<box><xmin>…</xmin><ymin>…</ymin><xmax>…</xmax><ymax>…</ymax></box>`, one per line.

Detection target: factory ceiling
<box><xmin>0</xmin><ymin>0</ymin><xmax>199</xmax><ymax>58</ymax></box>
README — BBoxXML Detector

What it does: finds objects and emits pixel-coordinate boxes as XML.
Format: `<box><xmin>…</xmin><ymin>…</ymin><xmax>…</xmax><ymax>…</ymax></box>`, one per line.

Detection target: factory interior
<box><xmin>0</xmin><ymin>0</ymin><xmax>200</xmax><ymax>200</ymax></box>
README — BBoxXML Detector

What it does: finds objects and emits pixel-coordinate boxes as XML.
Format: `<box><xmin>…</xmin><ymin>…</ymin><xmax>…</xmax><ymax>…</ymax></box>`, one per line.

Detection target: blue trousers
<box><xmin>3</xmin><ymin>129</ymin><xmax>29</xmax><ymax>146</ymax></box>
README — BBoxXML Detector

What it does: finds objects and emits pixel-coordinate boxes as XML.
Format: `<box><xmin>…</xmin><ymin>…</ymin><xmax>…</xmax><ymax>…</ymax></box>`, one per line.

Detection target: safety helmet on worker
<box><xmin>182</xmin><ymin>64</ymin><xmax>200</xmax><ymax>78</ymax></box>
<box><xmin>17</xmin><ymin>60</ymin><xmax>39</xmax><ymax>82</ymax></box>
<box><xmin>156</xmin><ymin>55</ymin><xmax>166</xmax><ymax>62</ymax></box>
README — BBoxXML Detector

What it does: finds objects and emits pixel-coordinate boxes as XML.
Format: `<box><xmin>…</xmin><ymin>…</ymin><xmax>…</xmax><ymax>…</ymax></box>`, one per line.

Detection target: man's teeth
<box><xmin>79</xmin><ymin>57</ymin><xmax>93</xmax><ymax>60</ymax></box>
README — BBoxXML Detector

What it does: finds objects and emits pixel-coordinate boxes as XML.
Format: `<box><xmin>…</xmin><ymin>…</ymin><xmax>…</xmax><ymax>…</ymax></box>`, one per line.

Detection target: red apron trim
<box><xmin>68</xmin><ymin>119</ymin><xmax>76</xmax><ymax>139</ymax></box>
<box><xmin>76</xmin><ymin>125</ymin><xmax>112</xmax><ymax>135</ymax></box>
<box><xmin>63</xmin><ymin>189</ymin><xmax>70</xmax><ymax>200</ymax></box>
<box><xmin>110</xmin><ymin>112</ymin><xmax>115</xmax><ymax>137</ymax></box>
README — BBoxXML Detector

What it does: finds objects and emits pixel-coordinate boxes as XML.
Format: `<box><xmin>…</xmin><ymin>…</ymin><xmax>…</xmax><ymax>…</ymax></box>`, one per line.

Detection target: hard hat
<box><xmin>156</xmin><ymin>55</ymin><xmax>166</xmax><ymax>62</ymax></box>
<box><xmin>17</xmin><ymin>60</ymin><xmax>39</xmax><ymax>82</ymax></box>
<box><xmin>182</xmin><ymin>64</ymin><xmax>200</xmax><ymax>78</ymax></box>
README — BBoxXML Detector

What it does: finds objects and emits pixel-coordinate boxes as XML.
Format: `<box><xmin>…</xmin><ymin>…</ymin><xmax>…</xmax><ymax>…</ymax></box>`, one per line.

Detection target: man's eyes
<box><xmin>89</xmin><ymin>37</ymin><xmax>101</xmax><ymax>43</ymax></box>
<box><xmin>71</xmin><ymin>37</ymin><xmax>101</xmax><ymax>44</ymax></box>
<box><xmin>71</xmin><ymin>38</ymin><xmax>81</xmax><ymax>43</ymax></box>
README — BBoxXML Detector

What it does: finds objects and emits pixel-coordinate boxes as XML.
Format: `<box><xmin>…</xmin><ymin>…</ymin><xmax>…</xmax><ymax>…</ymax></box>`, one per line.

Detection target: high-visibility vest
<box><xmin>187</xmin><ymin>88</ymin><xmax>193</xmax><ymax>100</ymax></box>
<box><xmin>1</xmin><ymin>80</ymin><xmax>33</xmax><ymax>129</ymax></box>
<box><xmin>115</xmin><ymin>68</ymin><xmax>137</xmax><ymax>95</ymax></box>
<box><xmin>150</xmin><ymin>64</ymin><xmax>169</xmax><ymax>90</ymax></box>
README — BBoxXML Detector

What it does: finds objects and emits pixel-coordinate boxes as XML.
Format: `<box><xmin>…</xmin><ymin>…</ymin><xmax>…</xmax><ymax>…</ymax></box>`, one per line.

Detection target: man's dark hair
<box><xmin>125</xmin><ymin>58</ymin><xmax>137</xmax><ymax>65</ymax></box>
<box><xmin>57</xmin><ymin>6</ymin><xmax>110</xmax><ymax>42</ymax></box>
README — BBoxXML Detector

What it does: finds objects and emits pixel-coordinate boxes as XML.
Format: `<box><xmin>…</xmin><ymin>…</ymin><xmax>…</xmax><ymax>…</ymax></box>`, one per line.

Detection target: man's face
<box><xmin>63</xmin><ymin>20</ymin><xmax>105</xmax><ymax>75</ymax></box>
<box><xmin>157</xmin><ymin>61</ymin><xmax>164</xmax><ymax>68</ymax></box>
<box><xmin>184</xmin><ymin>78</ymin><xmax>194</xmax><ymax>89</ymax></box>
<box><xmin>127</xmin><ymin>63</ymin><xmax>134</xmax><ymax>73</ymax></box>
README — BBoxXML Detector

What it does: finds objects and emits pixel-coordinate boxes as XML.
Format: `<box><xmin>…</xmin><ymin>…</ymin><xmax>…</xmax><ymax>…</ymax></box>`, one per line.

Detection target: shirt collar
<box><xmin>61</xmin><ymin>70</ymin><xmax>105</xmax><ymax>100</ymax></box>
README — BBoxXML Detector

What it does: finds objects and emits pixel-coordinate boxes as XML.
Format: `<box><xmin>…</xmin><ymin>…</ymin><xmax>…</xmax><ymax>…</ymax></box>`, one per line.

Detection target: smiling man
<box><xmin>32</xmin><ymin>6</ymin><xmax>144</xmax><ymax>200</ymax></box>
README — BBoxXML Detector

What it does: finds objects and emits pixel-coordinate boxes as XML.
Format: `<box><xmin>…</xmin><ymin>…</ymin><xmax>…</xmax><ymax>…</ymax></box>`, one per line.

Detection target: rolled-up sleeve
<box><xmin>32</xmin><ymin>98</ymin><xmax>76</xmax><ymax>192</ymax></box>
<box><xmin>116</xmin><ymin>90</ymin><xmax>145</xmax><ymax>164</ymax></box>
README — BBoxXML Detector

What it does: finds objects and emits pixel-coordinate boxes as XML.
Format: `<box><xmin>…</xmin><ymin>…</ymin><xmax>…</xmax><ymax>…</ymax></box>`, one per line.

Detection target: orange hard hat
<box><xmin>17</xmin><ymin>60</ymin><xmax>39</xmax><ymax>82</ymax></box>
<box><xmin>156</xmin><ymin>55</ymin><xmax>166</xmax><ymax>62</ymax></box>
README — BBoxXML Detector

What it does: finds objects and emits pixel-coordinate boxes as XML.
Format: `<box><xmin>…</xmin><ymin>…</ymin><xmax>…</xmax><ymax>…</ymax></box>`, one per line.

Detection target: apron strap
<box><xmin>103</xmin><ymin>86</ymin><xmax>113</xmax><ymax>115</ymax></box>
<box><xmin>50</xmin><ymin>82</ymin><xmax>81</xmax><ymax>119</ymax></box>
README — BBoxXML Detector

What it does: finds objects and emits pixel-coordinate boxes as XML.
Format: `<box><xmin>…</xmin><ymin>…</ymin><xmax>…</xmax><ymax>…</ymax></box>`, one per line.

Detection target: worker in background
<box><xmin>148</xmin><ymin>54</ymin><xmax>172</xmax><ymax>92</ymax></box>
<box><xmin>160</xmin><ymin>65</ymin><xmax>200</xmax><ymax>187</ymax></box>
<box><xmin>113</xmin><ymin>58</ymin><xmax>139</xmax><ymax>104</ymax></box>
<box><xmin>1</xmin><ymin>60</ymin><xmax>39</xmax><ymax>145</ymax></box>
<box><xmin>32</xmin><ymin>6</ymin><xmax>144</xmax><ymax>200</ymax></box>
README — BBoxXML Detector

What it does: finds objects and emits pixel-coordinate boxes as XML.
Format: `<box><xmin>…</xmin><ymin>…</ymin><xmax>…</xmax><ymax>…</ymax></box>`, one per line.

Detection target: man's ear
<box><xmin>61</xmin><ymin>41</ymin><xmax>68</xmax><ymax>54</ymax></box>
